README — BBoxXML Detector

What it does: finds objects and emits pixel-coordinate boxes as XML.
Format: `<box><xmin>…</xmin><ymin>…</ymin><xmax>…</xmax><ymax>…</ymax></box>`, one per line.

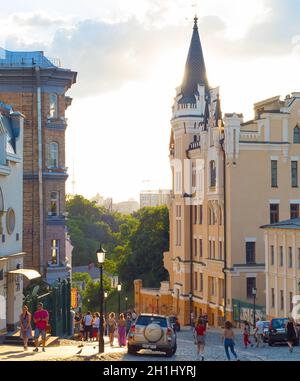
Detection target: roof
<box><xmin>261</xmin><ymin>218</ymin><xmax>300</xmax><ymax>230</ymax></box>
<box><xmin>0</xmin><ymin>48</ymin><xmax>58</xmax><ymax>68</ymax></box>
<box><xmin>179</xmin><ymin>17</ymin><xmax>209</xmax><ymax>104</ymax></box>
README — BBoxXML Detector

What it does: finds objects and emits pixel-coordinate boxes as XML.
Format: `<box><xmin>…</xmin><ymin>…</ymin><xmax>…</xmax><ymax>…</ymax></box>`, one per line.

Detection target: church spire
<box><xmin>179</xmin><ymin>16</ymin><xmax>209</xmax><ymax>104</ymax></box>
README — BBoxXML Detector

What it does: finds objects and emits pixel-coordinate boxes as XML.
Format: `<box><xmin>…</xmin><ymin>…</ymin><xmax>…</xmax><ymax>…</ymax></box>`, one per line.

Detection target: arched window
<box><xmin>50</xmin><ymin>142</ymin><xmax>59</xmax><ymax>168</ymax></box>
<box><xmin>49</xmin><ymin>93</ymin><xmax>58</xmax><ymax>118</ymax></box>
<box><xmin>210</xmin><ymin>160</ymin><xmax>216</xmax><ymax>187</ymax></box>
<box><xmin>294</xmin><ymin>126</ymin><xmax>300</xmax><ymax>144</ymax></box>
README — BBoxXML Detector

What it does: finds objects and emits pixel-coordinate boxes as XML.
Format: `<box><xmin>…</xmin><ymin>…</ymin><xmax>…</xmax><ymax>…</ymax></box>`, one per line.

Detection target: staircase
<box><xmin>3</xmin><ymin>331</ymin><xmax>60</xmax><ymax>347</ymax></box>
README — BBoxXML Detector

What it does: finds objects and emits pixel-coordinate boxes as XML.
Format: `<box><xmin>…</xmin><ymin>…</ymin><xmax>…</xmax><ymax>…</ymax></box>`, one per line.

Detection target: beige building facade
<box><xmin>135</xmin><ymin>18</ymin><xmax>300</xmax><ymax>326</ymax></box>
<box><xmin>262</xmin><ymin>218</ymin><xmax>300</xmax><ymax>320</ymax></box>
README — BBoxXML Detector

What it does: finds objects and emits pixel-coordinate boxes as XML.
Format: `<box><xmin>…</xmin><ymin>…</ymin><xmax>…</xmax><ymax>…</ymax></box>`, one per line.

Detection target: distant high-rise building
<box><xmin>140</xmin><ymin>189</ymin><xmax>171</xmax><ymax>208</ymax></box>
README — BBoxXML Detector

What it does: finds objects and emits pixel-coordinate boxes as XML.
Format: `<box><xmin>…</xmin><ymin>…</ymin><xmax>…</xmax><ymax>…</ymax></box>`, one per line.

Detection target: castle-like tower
<box><xmin>0</xmin><ymin>49</ymin><xmax>77</xmax><ymax>284</ymax></box>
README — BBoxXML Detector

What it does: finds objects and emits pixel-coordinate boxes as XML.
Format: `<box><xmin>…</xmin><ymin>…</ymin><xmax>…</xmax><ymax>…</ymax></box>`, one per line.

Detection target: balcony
<box><xmin>45</xmin><ymin>117</ymin><xmax>67</xmax><ymax>130</ymax></box>
<box><xmin>46</xmin><ymin>213</ymin><xmax>67</xmax><ymax>226</ymax></box>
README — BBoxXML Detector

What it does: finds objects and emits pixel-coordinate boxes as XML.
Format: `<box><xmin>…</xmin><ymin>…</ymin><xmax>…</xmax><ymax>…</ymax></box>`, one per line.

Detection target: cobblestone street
<box><xmin>1</xmin><ymin>326</ymin><xmax>300</xmax><ymax>361</ymax></box>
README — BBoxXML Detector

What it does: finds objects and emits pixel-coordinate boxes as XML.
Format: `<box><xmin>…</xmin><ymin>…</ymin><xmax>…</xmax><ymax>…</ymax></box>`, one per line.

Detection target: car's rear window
<box><xmin>136</xmin><ymin>316</ymin><xmax>168</xmax><ymax>327</ymax></box>
<box><xmin>272</xmin><ymin>318</ymin><xmax>288</xmax><ymax>329</ymax></box>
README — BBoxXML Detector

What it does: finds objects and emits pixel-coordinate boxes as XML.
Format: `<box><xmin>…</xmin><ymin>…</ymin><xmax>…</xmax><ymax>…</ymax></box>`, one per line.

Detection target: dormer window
<box><xmin>49</xmin><ymin>93</ymin><xmax>58</xmax><ymax>118</ymax></box>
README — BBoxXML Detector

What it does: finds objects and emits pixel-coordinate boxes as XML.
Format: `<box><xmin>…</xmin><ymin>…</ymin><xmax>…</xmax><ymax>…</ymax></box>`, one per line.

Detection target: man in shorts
<box><xmin>33</xmin><ymin>302</ymin><xmax>49</xmax><ymax>352</ymax></box>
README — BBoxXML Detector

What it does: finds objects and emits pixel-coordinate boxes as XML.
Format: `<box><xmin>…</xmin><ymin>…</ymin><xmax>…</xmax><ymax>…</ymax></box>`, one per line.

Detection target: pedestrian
<box><xmin>79</xmin><ymin>315</ymin><xmax>85</xmax><ymax>341</ymax></box>
<box><xmin>194</xmin><ymin>317</ymin><xmax>206</xmax><ymax>361</ymax></box>
<box><xmin>108</xmin><ymin>312</ymin><xmax>117</xmax><ymax>346</ymax></box>
<box><xmin>118</xmin><ymin>313</ymin><xmax>127</xmax><ymax>347</ymax></box>
<box><xmin>286</xmin><ymin>316</ymin><xmax>298</xmax><ymax>353</ymax></box>
<box><xmin>92</xmin><ymin>312</ymin><xmax>100</xmax><ymax>341</ymax></box>
<box><xmin>254</xmin><ymin>317</ymin><xmax>265</xmax><ymax>348</ymax></box>
<box><xmin>33</xmin><ymin>302</ymin><xmax>49</xmax><ymax>352</ymax></box>
<box><xmin>222</xmin><ymin>321</ymin><xmax>239</xmax><ymax>361</ymax></box>
<box><xmin>83</xmin><ymin>311</ymin><xmax>93</xmax><ymax>341</ymax></box>
<box><xmin>19</xmin><ymin>305</ymin><xmax>32</xmax><ymax>351</ymax></box>
<box><xmin>126</xmin><ymin>313</ymin><xmax>132</xmax><ymax>335</ymax></box>
<box><xmin>131</xmin><ymin>310</ymin><xmax>137</xmax><ymax>321</ymax></box>
<box><xmin>243</xmin><ymin>321</ymin><xmax>253</xmax><ymax>348</ymax></box>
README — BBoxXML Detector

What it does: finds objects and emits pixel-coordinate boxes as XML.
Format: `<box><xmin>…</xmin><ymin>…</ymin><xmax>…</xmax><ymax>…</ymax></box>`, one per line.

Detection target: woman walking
<box><xmin>222</xmin><ymin>321</ymin><xmax>239</xmax><ymax>361</ymax></box>
<box><xmin>92</xmin><ymin>312</ymin><xmax>100</xmax><ymax>342</ymax></box>
<box><xmin>20</xmin><ymin>305</ymin><xmax>32</xmax><ymax>351</ymax></box>
<box><xmin>194</xmin><ymin>317</ymin><xmax>206</xmax><ymax>361</ymax></box>
<box><xmin>118</xmin><ymin>313</ymin><xmax>127</xmax><ymax>347</ymax></box>
<box><xmin>243</xmin><ymin>321</ymin><xmax>253</xmax><ymax>348</ymax></box>
<box><xmin>286</xmin><ymin>317</ymin><xmax>298</xmax><ymax>352</ymax></box>
<box><xmin>108</xmin><ymin>312</ymin><xmax>117</xmax><ymax>346</ymax></box>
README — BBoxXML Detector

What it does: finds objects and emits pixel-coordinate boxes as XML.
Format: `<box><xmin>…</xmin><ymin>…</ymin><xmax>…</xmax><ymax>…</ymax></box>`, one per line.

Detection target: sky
<box><xmin>1</xmin><ymin>0</ymin><xmax>300</xmax><ymax>202</ymax></box>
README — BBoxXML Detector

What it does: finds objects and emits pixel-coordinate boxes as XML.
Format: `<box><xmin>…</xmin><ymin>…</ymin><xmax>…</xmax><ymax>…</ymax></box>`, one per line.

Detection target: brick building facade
<box><xmin>0</xmin><ymin>50</ymin><xmax>77</xmax><ymax>284</ymax></box>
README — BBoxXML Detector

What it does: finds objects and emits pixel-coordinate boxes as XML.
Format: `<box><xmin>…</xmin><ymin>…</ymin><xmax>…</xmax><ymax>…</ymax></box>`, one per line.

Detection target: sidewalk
<box><xmin>0</xmin><ymin>339</ymin><xmax>126</xmax><ymax>361</ymax></box>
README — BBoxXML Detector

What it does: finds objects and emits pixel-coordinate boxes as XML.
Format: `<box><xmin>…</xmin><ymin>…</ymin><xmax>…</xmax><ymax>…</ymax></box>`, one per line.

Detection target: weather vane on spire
<box><xmin>191</xmin><ymin>1</ymin><xmax>199</xmax><ymax>25</ymax></box>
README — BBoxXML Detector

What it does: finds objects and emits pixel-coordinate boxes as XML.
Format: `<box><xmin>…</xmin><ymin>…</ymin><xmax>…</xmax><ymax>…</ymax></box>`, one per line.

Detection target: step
<box><xmin>3</xmin><ymin>331</ymin><xmax>60</xmax><ymax>347</ymax></box>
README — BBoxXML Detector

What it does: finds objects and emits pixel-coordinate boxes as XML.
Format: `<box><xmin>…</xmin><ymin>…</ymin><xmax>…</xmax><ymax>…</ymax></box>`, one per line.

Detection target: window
<box><xmin>194</xmin><ymin>272</ymin><xmax>198</xmax><ymax>291</ymax></box>
<box><xmin>50</xmin><ymin>192</ymin><xmax>59</xmax><ymax>216</ymax></box>
<box><xmin>219</xmin><ymin>207</ymin><xmax>223</xmax><ymax>225</ymax></box>
<box><xmin>271</xmin><ymin>160</ymin><xmax>278</xmax><ymax>187</ymax></box>
<box><xmin>279</xmin><ymin>246</ymin><xmax>284</xmax><ymax>267</ymax></box>
<box><xmin>193</xmin><ymin>205</ymin><xmax>197</xmax><ymax>224</ymax></box>
<box><xmin>210</xmin><ymin>161</ymin><xmax>216</xmax><ymax>187</ymax></box>
<box><xmin>199</xmin><ymin>273</ymin><xmax>203</xmax><ymax>292</ymax></box>
<box><xmin>294</xmin><ymin>126</ymin><xmax>300</xmax><ymax>144</ymax></box>
<box><xmin>49</xmin><ymin>93</ymin><xmax>58</xmax><ymax>118</ymax></box>
<box><xmin>246</xmin><ymin>277</ymin><xmax>256</xmax><ymax>299</ymax></box>
<box><xmin>270</xmin><ymin>245</ymin><xmax>274</xmax><ymax>265</ymax></box>
<box><xmin>270</xmin><ymin>204</ymin><xmax>279</xmax><ymax>224</ymax></box>
<box><xmin>219</xmin><ymin>241</ymin><xmax>223</xmax><ymax>260</ymax></box>
<box><xmin>194</xmin><ymin>238</ymin><xmax>197</xmax><ymax>258</ymax></box>
<box><xmin>199</xmin><ymin>239</ymin><xmax>203</xmax><ymax>257</ymax></box>
<box><xmin>288</xmin><ymin>247</ymin><xmax>293</xmax><ymax>268</ymax></box>
<box><xmin>291</xmin><ymin>161</ymin><xmax>298</xmax><ymax>187</ymax></box>
<box><xmin>51</xmin><ymin>239</ymin><xmax>60</xmax><ymax>265</ymax></box>
<box><xmin>280</xmin><ymin>290</ymin><xmax>284</xmax><ymax>310</ymax></box>
<box><xmin>212</xmin><ymin>241</ymin><xmax>215</xmax><ymax>259</ymax></box>
<box><xmin>176</xmin><ymin>220</ymin><xmax>181</xmax><ymax>246</ymax></box>
<box><xmin>209</xmin><ymin>277</ymin><xmax>216</xmax><ymax>296</ymax></box>
<box><xmin>246</xmin><ymin>242</ymin><xmax>256</xmax><ymax>264</ymax></box>
<box><xmin>271</xmin><ymin>288</ymin><xmax>275</xmax><ymax>308</ymax></box>
<box><xmin>209</xmin><ymin>240</ymin><xmax>212</xmax><ymax>258</ymax></box>
<box><xmin>6</xmin><ymin>208</ymin><xmax>15</xmax><ymax>235</ymax></box>
<box><xmin>50</xmin><ymin>142</ymin><xmax>59</xmax><ymax>168</ymax></box>
<box><xmin>291</xmin><ymin>204</ymin><xmax>299</xmax><ymax>219</ymax></box>
<box><xmin>199</xmin><ymin>205</ymin><xmax>203</xmax><ymax>224</ymax></box>
<box><xmin>290</xmin><ymin>292</ymin><xmax>293</xmax><ymax>313</ymax></box>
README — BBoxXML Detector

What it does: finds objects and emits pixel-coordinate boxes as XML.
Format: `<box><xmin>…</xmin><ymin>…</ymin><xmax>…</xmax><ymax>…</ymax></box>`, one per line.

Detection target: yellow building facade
<box><xmin>135</xmin><ymin>18</ymin><xmax>300</xmax><ymax>326</ymax></box>
<box><xmin>262</xmin><ymin>219</ymin><xmax>300</xmax><ymax>320</ymax></box>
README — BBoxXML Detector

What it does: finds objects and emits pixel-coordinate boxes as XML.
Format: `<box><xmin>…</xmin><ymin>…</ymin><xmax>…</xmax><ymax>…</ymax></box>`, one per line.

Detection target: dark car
<box><xmin>168</xmin><ymin>315</ymin><xmax>181</xmax><ymax>332</ymax></box>
<box><xmin>268</xmin><ymin>318</ymin><xmax>299</xmax><ymax>346</ymax></box>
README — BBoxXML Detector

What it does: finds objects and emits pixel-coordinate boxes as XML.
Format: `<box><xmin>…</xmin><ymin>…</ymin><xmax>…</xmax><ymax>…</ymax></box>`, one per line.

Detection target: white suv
<box><xmin>127</xmin><ymin>314</ymin><xmax>177</xmax><ymax>357</ymax></box>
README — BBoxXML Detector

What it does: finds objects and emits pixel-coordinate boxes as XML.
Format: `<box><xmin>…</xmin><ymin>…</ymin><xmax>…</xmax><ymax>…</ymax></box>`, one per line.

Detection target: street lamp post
<box><xmin>189</xmin><ymin>292</ymin><xmax>193</xmax><ymax>326</ymax></box>
<box><xmin>156</xmin><ymin>294</ymin><xmax>159</xmax><ymax>314</ymax></box>
<box><xmin>117</xmin><ymin>283</ymin><xmax>122</xmax><ymax>316</ymax></box>
<box><xmin>104</xmin><ymin>291</ymin><xmax>108</xmax><ymax>336</ymax></box>
<box><xmin>96</xmin><ymin>245</ymin><xmax>106</xmax><ymax>354</ymax></box>
<box><xmin>125</xmin><ymin>296</ymin><xmax>128</xmax><ymax>312</ymax></box>
<box><xmin>252</xmin><ymin>287</ymin><xmax>257</xmax><ymax>329</ymax></box>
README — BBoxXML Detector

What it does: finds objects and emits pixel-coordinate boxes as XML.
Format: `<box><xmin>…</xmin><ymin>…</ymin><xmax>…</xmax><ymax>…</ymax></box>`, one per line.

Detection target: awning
<box><xmin>8</xmin><ymin>269</ymin><xmax>41</xmax><ymax>280</ymax></box>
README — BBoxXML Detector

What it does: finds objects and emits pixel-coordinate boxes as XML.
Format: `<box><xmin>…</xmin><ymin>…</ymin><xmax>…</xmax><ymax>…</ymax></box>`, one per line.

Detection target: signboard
<box><xmin>71</xmin><ymin>288</ymin><xmax>78</xmax><ymax>309</ymax></box>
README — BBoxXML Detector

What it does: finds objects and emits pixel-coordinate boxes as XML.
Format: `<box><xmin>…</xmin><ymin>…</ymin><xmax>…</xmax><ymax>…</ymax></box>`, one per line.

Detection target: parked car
<box><xmin>268</xmin><ymin>318</ymin><xmax>299</xmax><ymax>346</ymax></box>
<box><xmin>262</xmin><ymin>321</ymin><xmax>270</xmax><ymax>343</ymax></box>
<box><xmin>168</xmin><ymin>315</ymin><xmax>181</xmax><ymax>332</ymax></box>
<box><xmin>127</xmin><ymin>313</ymin><xmax>177</xmax><ymax>357</ymax></box>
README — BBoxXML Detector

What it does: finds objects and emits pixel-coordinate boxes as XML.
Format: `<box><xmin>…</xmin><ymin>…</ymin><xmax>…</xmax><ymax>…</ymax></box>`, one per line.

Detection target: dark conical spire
<box><xmin>179</xmin><ymin>16</ymin><xmax>209</xmax><ymax>104</ymax></box>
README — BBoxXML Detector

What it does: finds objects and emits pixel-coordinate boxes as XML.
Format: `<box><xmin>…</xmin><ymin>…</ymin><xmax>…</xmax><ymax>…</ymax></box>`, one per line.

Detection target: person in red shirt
<box><xmin>33</xmin><ymin>302</ymin><xmax>49</xmax><ymax>352</ymax></box>
<box><xmin>194</xmin><ymin>317</ymin><xmax>206</xmax><ymax>361</ymax></box>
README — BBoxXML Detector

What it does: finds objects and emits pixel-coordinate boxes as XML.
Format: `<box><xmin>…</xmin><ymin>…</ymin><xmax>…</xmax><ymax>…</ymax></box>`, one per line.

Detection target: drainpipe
<box><xmin>35</xmin><ymin>66</ymin><xmax>44</xmax><ymax>277</ymax></box>
<box><xmin>220</xmin><ymin>139</ymin><xmax>227</xmax><ymax>323</ymax></box>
